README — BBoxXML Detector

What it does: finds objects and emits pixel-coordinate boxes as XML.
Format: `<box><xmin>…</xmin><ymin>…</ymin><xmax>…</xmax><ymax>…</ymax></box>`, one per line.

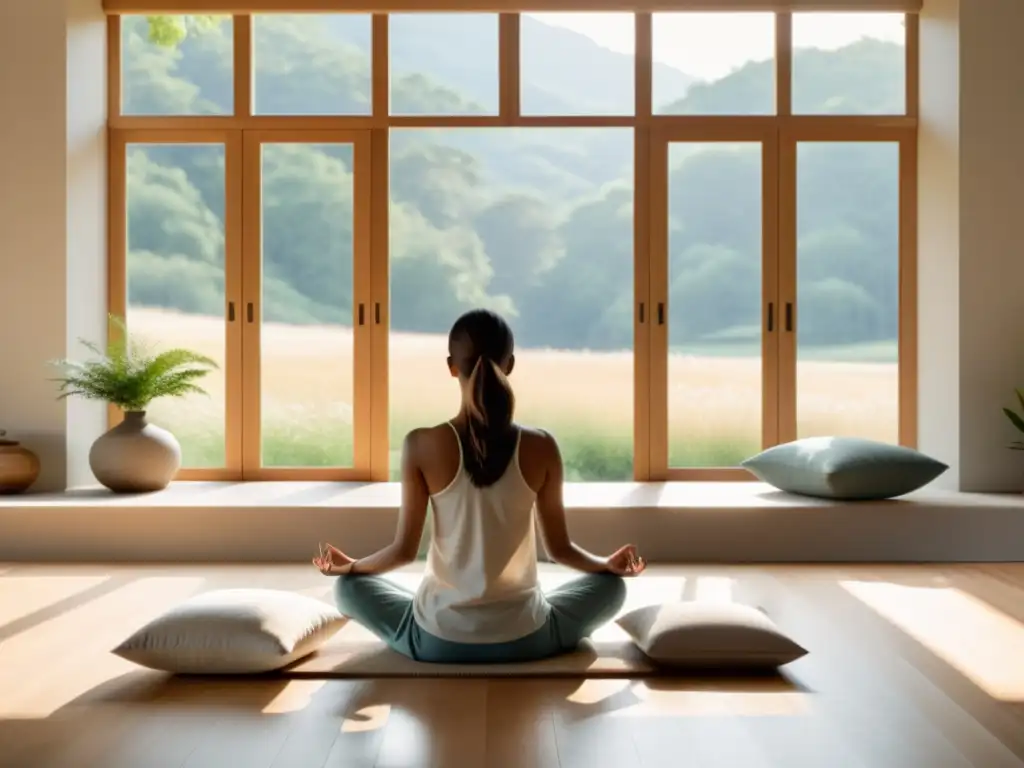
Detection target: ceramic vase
<box><xmin>0</xmin><ymin>431</ymin><xmax>41</xmax><ymax>494</ymax></box>
<box><xmin>89</xmin><ymin>411</ymin><xmax>181</xmax><ymax>493</ymax></box>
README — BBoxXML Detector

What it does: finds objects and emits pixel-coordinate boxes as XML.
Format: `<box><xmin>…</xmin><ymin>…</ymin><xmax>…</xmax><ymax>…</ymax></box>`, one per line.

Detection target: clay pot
<box><xmin>0</xmin><ymin>431</ymin><xmax>41</xmax><ymax>494</ymax></box>
<box><xmin>89</xmin><ymin>411</ymin><xmax>181</xmax><ymax>493</ymax></box>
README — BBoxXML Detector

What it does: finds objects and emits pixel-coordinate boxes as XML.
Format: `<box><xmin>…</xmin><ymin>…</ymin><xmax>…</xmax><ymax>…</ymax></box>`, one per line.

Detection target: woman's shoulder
<box><xmin>405</xmin><ymin>422</ymin><xmax>457</xmax><ymax>448</ymax></box>
<box><xmin>515</xmin><ymin>424</ymin><xmax>559</xmax><ymax>453</ymax></box>
<box><xmin>404</xmin><ymin>422</ymin><xmax>557</xmax><ymax>458</ymax></box>
<box><xmin>402</xmin><ymin>423</ymin><xmax>458</xmax><ymax>462</ymax></box>
<box><xmin>513</xmin><ymin>425</ymin><xmax>560</xmax><ymax>492</ymax></box>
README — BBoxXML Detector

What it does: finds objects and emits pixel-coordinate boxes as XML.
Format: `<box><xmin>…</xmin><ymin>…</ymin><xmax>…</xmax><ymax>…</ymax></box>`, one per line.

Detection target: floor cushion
<box><xmin>617</xmin><ymin>601</ymin><xmax>807</xmax><ymax>668</ymax></box>
<box><xmin>113</xmin><ymin>588</ymin><xmax>346</xmax><ymax>674</ymax></box>
<box><xmin>741</xmin><ymin>436</ymin><xmax>948</xmax><ymax>500</ymax></box>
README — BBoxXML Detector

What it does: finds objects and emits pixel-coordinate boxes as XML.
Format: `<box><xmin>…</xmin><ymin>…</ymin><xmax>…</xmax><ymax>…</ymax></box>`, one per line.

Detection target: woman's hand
<box><xmin>605</xmin><ymin>544</ymin><xmax>647</xmax><ymax>577</ymax></box>
<box><xmin>313</xmin><ymin>542</ymin><xmax>356</xmax><ymax>575</ymax></box>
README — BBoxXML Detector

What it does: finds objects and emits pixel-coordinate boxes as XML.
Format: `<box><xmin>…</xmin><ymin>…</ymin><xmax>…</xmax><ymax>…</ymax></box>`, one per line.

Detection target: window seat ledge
<box><xmin>0</xmin><ymin>480</ymin><xmax>1015</xmax><ymax>510</ymax></box>
<box><xmin>2</xmin><ymin>482</ymin><xmax>1022</xmax><ymax>564</ymax></box>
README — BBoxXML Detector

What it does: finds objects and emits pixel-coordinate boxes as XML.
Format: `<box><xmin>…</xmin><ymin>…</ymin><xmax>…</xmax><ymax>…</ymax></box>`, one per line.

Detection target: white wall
<box><xmin>0</xmin><ymin>0</ymin><xmax>106</xmax><ymax>491</ymax></box>
<box><xmin>917</xmin><ymin>0</ymin><xmax>960</xmax><ymax>488</ymax></box>
<box><xmin>956</xmin><ymin>0</ymin><xmax>1024</xmax><ymax>491</ymax></box>
<box><xmin>919</xmin><ymin>0</ymin><xmax>1024</xmax><ymax>492</ymax></box>
<box><xmin>66</xmin><ymin>0</ymin><xmax>109</xmax><ymax>488</ymax></box>
<box><xmin>0</xmin><ymin>1</ymin><xmax>70</xmax><ymax>491</ymax></box>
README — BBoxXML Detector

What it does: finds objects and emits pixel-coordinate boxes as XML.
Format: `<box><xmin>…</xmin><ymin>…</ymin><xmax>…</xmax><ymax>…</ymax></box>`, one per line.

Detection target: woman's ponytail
<box><xmin>464</xmin><ymin>356</ymin><xmax>515</xmax><ymax>474</ymax></box>
<box><xmin>447</xmin><ymin>309</ymin><xmax>517</xmax><ymax>486</ymax></box>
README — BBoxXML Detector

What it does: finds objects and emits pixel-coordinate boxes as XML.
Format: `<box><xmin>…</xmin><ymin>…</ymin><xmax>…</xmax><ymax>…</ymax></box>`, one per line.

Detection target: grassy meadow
<box><xmin>126</xmin><ymin>308</ymin><xmax>899</xmax><ymax>480</ymax></box>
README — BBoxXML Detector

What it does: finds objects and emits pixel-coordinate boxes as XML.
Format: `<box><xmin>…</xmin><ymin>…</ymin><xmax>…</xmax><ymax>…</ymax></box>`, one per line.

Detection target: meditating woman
<box><xmin>313</xmin><ymin>309</ymin><xmax>646</xmax><ymax>663</ymax></box>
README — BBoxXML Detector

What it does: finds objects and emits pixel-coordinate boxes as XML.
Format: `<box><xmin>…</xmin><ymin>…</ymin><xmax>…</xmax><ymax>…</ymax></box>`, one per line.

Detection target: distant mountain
<box><xmin>318</xmin><ymin>14</ymin><xmax>694</xmax><ymax>116</ymax></box>
<box><xmin>123</xmin><ymin>15</ymin><xmax>906</xmax><ymax>360</ymax></box>
<box><xmin>517</xmin><ymin>16</ymin><xmax>693</xmax><ymax>114</ymax></box>
<box><xmin>662</xmin><ymin>38</ymin><xmax>904</xmax><ymax>115</ymax></box>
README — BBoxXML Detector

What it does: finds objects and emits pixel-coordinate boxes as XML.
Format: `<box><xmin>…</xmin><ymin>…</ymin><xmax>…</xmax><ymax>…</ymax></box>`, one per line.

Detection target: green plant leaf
<box><xmin>50</xmin><ymin>314</ymin><xmax>216</xmax><ymax>411</ymax></box>
<box><xmin>1004</xmin><ymin>407</ymin><xmax>1024</xmax><ymax>434</ymax></box>
<box><xmin>1015</xmin><ymin>388</ymin><xmax>1024</xmax><ymax>416</ymax></box>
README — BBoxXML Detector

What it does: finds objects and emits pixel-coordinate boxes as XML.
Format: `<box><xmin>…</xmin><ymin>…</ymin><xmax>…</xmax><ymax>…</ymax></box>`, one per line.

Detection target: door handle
<box><xmin>767</xmin><ymin>302</ymin><xmax>774</xmax><ymax>332</ymax></box>
<box><xmin>785</xmin><ymin>302</ymin><xmax>793</xmax><ymax>332</ymax></box>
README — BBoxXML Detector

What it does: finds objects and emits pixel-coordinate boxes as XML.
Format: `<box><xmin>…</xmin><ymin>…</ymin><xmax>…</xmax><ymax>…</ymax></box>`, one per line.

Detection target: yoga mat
<box><xmin>284</xmin><ymin>621</ymin><xmax>656</xmax><ymax>679</ymax></box>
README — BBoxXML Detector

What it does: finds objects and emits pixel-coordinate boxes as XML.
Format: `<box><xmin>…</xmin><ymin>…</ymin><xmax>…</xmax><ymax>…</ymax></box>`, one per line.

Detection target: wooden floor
<box><xmin>2</xmin><ymin>564</ymin><xmax>1024</xmax><ymax>768</ymax></box>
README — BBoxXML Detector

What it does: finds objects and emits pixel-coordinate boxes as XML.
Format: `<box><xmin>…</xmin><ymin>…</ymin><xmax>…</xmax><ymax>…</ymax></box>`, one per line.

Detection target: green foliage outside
<box><xmin>167</xmin><ymin>427</ymin><xmax>753</xmax><ymax>483</ymax></box>
<box><xmin>123</xmin><ymin>15</ymin><xmax>903</xmax><ymax>479</ymax></box>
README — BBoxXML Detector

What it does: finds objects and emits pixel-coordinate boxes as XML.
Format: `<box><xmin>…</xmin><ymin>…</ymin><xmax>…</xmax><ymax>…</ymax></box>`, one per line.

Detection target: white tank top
<box><xmin>412</xmin><ymin>423</ymin><xmax>549</xmax><ymax>644</ymax></box>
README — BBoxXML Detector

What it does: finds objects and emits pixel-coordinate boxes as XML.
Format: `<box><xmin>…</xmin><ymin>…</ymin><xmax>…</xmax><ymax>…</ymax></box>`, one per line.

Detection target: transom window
<box><xmin>106</xmin><ymin>5</ymin><xmax>919</xmax><ymax>482</ymax></box>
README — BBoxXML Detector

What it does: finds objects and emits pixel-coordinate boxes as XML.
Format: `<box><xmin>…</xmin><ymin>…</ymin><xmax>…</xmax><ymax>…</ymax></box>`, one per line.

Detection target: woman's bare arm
<box><xmin>534</xmin><ymin>433</ymin><xmax>612</xmax><ymax>574</ymax></box>
<box><xmin>345</xmin><ymin>431</ymin><xmax>429</xmax><ymax>575</ymax></box>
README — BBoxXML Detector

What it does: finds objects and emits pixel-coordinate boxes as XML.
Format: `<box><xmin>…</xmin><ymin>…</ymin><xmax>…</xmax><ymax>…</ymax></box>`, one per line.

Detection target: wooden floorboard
<box><xmin>761</xmin><ymin>572</ymin><xmax>1021</xmax><ymax>768</ymax></box>
<box><xmin>0</xmin><ymin>564</ymin><xmax>1022</xmax><ymax>767</ymax></box>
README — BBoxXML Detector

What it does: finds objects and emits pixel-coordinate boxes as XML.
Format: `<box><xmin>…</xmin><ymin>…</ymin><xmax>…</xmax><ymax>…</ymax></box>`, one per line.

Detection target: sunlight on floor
<box><xmin>619</xmin><ymin>684</ymin><xmax>810</xmax><ymax>718</ymax></box>
<box><xmin>342</xmin><ymin>703</ymin><xmax>392</xmax><ymax>733</ymax></box>
<box><xmin>0</xmin><ymin>575</ymin><xmax>110</xmax><ymax>626</ymax></box>
<box><xmin>567</xmin><ymin>678</ymin><xmax>632</xmax><ymax>704</ymax></box>
<box><xmin>0</xmin><ymin>577</ymin><xmax>206</xmax><ymax>718</ymax></box>
<box><xmin>373</xmin><ymin>708</ymin><xmax>430</xmax><ymax>765</ymax></box>
<box><xmin>567</xmin><ymin>679</ymin><xmax>810</xmax><ymax>718</ymax></box>
<box><xmin>841</xmin><ymin>580</ymin><xmax>1024</xmax><ymax>701</ymax></box>
<box><xmin>261</xmin><ymin>679</ymin><xmax>328</xmax><ymax>714</ymax></box>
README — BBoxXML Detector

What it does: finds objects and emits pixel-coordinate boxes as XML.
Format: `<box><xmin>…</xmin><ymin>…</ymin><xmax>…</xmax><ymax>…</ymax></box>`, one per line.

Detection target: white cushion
<box><xmin>113</xmin><ymin>589</ymin><xmax>346</xmax><ymax>674</ymax></box>
<box><xmin>616</xmin><ymin>601</ymin><xmax>807</xmax><ymax>668</ymax></box>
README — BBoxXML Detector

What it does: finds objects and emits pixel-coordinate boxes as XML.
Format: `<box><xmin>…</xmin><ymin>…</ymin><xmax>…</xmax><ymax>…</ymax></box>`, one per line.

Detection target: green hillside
<box><xmin>122</xmin><ymin>14</ymin><xmax>903</xmax><ymax>354</ymax></box>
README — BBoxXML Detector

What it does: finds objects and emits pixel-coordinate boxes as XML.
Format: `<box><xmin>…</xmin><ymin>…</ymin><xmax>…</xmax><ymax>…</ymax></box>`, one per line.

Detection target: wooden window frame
<box><xmin>108</xmin><ymin>128</ymin><xmax>245</xmax><ymax>481</ymax></box>
<box><xmin>240</xmin><ymin>130</ymin><xmax>374</xmax><ymax>480</ymax></box>
<box><xmin>103</xmin><ymin>1</ymin><xmax>923</xmax><ymax>13</ymax></box>
<box><xmin>106</xmin><ymin>6</ymin><xmax>919</xmax><ymax>482</ymax></box>
<box><xmin>648</xmin><ymin>123</ymin><xmax>780</xmax><ymax>482</ymax></box>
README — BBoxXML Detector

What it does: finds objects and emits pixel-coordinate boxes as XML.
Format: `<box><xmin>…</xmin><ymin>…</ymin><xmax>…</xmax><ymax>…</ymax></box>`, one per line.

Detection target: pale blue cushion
<box><xmin>741</xmin><ymin>437</ymin><xmax>948</xmax><ymax>500</ymax></box>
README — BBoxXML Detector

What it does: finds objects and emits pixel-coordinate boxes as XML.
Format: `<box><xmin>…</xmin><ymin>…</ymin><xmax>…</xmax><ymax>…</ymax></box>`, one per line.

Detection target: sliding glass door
<box><xmin>241</xmin><ymin>131</ymin><xmax>373</xmax><ymax>479</ymax></box>
<box><xmin>649</xmin><ymin>127</ymin><xmax>779</xmax><ymax>479</ymax></box>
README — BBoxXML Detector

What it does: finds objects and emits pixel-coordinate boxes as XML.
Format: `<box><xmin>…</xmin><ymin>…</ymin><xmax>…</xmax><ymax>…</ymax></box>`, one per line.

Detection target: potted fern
<box><xmin>52</xmin><ymin>316</ymin><xmax>217</xmax><ymax>493</ymax></box>
<box><xmin>1003</xmin><ymin>388</ymin><xmax>1024</xmax><ymax>452</ymax></box>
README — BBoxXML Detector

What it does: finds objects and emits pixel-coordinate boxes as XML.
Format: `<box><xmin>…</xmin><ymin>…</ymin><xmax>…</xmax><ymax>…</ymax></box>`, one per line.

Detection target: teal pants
<box><xmin>333</xmin><ymin>572</ymin><xmax>627</xmax><ymax>664</ymax></box>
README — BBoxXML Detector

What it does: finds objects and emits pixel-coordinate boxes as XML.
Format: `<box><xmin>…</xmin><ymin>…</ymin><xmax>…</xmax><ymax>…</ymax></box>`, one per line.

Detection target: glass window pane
<box><xmin>120</xmin><ymin>15</ymin><xmax>233</xmax><ymax>116</ymax></box>
<box><xmin>259</xmin><ymin>143</ymin><xmax>356</xmax><ymax>468</ymax></box>
<box><xmin>389</xmin><ymin>128</ymin><xmax>634</xmax><ymax>481</ymax></box>
<box><xmin>796</xmin><ymin>142</ymin><xmax>899</xmax><ymax>442</ymax></box>
<box><xmin>520</xmin><ymin>13</ymin><xmax>634</xmax><ymax>116</ymax></box>
<box><xmin>667</xmin><ymin>143</ymin><xmax>763</xmax><ymax>467</ymax></box>
<box><xmin>125</xmin><ymin>143</ymin><xmax>227</xmax><ymax>468</ymax></box>
<box><xmin>793</xmin><ymin>13</ymin><xmax>906</xmax><ymax>115</ymax></box>
<box><xmin>253</xmin><ymin>14</ymin><xmax>372</xmax><ymax>116</ymax></box>
<box><xmin>389</xmin><ymin>14</ymin><xmax>499</xmax><ymax>116</ymax></box>
<box><xmin>653</xmin><ymin>13</ymin><xmax>775</xmax><ymax>116</ymax></box>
